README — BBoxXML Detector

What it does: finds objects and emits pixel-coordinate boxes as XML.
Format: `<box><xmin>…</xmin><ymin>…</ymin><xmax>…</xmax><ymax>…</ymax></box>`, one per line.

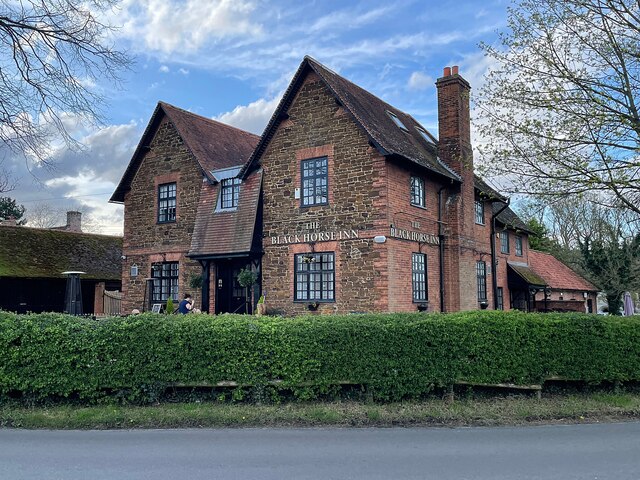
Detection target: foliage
<box><xmin>258</xmin><ymin>295</ymin><xmax>265</xmax><ymax>304</ymax></box>
<box><xmin>0</xmin><ymin>0</ymin><xmax>131</xmax><ymax>163</ymax></box>
<box><xmin>0</xmin><ymin>197</ymin><xmax>26</xmax><ymax>225</ymax></box>
<box><xmin>477</xmin><ymin>0</ymin><xmax>640</xmax><ymax>214</ymax></box>
<box><xmin>166</xmin><ymin>298</ymin><xmax>175</xmax><ymax>314</ymax></box>
<box><xmin>1</xmin><ymin>311</ymin><xmax>640</xmax><ymax>404</ymax></box>
<box><xmin>236</xmin><ymin>268</ymin><xmax>257</xmax><ymax>288</ymax></box>
<box><xmin>524</xmin><ymin>218</ymin><xmax>555</xmax><ymax>252</ymax></box>
<box><xmin>189</xmin><ymin>273</ymin><xmax>203</xmax><ymax>290</ymax></box>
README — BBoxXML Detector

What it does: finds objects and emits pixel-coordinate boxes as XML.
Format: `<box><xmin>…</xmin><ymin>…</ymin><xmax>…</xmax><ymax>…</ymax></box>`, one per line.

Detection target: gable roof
<box><xmin>188</xmin><ymin>169</ymin><xmax>263</xmax><ymax>258</ymax></box>
<box><xmin>0</xmin><ymin>226</ymin><xmax>122</xmax><ymax>280</ymax></box>
<box><xmin>110</xmin><ymin>102</ymin><xmax>259</xmax><ymax>203</ymax></box>
<box><xmin>528</xmin><ymin>250</ymin><xmax>598</xmax><ymax>292</ymax></box>
<box><xmin>240</xmin><ymin>56</ymin><xmax>460</xmax><ymax>182</ymax></box>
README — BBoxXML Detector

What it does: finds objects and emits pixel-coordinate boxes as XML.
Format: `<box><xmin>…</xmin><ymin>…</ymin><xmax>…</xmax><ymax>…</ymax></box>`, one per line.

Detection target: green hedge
<box><xmin>1</xmin><ymin>310</ymin><xmax>639</xmax><ymax>402</ymax></box>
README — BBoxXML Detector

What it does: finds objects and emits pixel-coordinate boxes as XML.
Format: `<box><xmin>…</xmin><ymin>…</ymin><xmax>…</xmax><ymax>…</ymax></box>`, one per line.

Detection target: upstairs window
<box><xmin>515</xmin><ymin>236</ymin><xmax>523</xmax><ymax>256</ymax></box>
<box><xmin>477</xmin><ymin>261</ymin><xmax>487</xmax><ymax>303</ymax></box>
<box><xmin>158</xmin><ymin>182</ymin><xmax>176</xmax><ymax>223</ymax></box>
<box><xmin>410</xmin><ymin>176</ymin><xmax>425</xmax><ymax>208</ymax></box>
<box><xmin>475</xmin><ymin>200</ymin><xmax>485</xmax><ymax>225</ymax></box>
<box><xmin>301</xmin><ymin>157</ymin><xmax>328</xmax><ymax>207</ymax></box>
<box><xmin>220</xmin><ymin>178</ymin><xmax>241</xmax><ymax>209</ymax></box>
<box><xmin>500</xmin><ymin>231</ymin><xmax>510</xmax><ymax>254</ymax></box>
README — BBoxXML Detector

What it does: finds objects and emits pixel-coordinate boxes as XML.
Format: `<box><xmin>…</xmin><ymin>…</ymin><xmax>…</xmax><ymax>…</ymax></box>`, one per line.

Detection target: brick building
<box><xmin>112</xmin><ymin>57</ymin><xmax>598</xmax><ymax>315</ymax></box>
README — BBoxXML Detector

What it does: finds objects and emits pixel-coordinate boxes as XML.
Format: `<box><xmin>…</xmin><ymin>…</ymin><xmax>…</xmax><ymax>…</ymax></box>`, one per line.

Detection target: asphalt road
<box><xmin>1</xmin><ymin>422</ymin><xmax>639</xmax><ymax>479</ymax></box>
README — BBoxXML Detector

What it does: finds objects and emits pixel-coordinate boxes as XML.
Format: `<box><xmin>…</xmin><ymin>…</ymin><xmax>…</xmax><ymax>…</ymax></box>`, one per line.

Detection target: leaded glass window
<box><xmin>301</xmin><ymin>157</ymin><xmax>328</xmax><ymax>207</ymax></box>
<box><xmin>158</xmin><ymin>183</ymin><xmax>176</xmax><ymax>223</ymax></box>
<box><xmin>220</xmin><ymin>178</ymin><xmax>241</xmax><ymax>209</ymax></box>
<box><xmin>152</xmin><ymin>262</ymin><xmax>179</xmax><ymax>302</ymax></box>
<box><xmin>477</xmin><ymin>261</ymin><xmax>487</xmax><ymax>303</ymax></box>
<box><xmin>410</xmin><ymin>176</ymin><xmax>425</xmax><ymax>207</ymax></box>
<box><xmin>294</xmin><ymin>252</ymin><xmax>335</xmax><ymax>301</ymax></box>
<box><xmin>412</xmin><ymin>253</ymin><xmax>428</xmax><ymax>302</ymax></box>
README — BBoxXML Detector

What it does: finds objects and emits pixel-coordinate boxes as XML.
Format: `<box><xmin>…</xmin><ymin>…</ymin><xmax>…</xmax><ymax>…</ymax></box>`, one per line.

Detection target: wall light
<box><xmin>373</xmin><ymin>235</ymin><xmax>387</xmax><ymax>244</ymax></box>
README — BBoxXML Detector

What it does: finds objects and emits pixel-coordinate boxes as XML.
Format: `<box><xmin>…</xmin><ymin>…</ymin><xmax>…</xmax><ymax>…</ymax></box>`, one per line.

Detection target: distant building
<box><xmin>111</xmin><ymin>56</ymin><xmax>598</xmax><ymax>315</ymax></box>
<box><xmin>0</xmin><ymin>216</ymin><xmax>122</xmax><ymax>314</ymax></box>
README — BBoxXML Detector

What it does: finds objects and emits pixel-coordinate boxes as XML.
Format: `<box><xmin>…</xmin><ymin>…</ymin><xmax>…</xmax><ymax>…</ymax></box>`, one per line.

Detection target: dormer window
<box><xmin>387</xmin><ymin>111</ymin><xmax>408</xmax><ymax>131</ymax></box>
<box><xmin>220</xmin><ymin>178</ymin><xmax>240</xmax><ymax>209</ymax></box>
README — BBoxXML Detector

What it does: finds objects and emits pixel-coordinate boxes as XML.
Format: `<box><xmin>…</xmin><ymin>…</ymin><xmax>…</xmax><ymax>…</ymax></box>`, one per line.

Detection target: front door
<box><xmin>216</xmin><ymin>261</ymin><xmax>249</xmax><ymax>314</ymax></box>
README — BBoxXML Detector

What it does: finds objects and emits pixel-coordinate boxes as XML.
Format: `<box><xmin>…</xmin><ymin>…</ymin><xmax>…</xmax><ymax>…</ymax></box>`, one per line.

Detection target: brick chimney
<box><xmin>66</xmin><ymin>211</ymin><xmax>82</xmax><ymax>232</ymax></box>
<box><xmin>436</xmin><ymin>66</ymin><xmax>477</xmax><ymax>312</ymax></box>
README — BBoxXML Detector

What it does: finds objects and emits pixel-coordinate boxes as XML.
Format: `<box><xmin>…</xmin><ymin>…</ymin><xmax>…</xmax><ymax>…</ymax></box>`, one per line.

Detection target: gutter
<box><xmin>438</xmin><ymin>186</ymin><xmax>446</xmax><ymax>313</ymax></box>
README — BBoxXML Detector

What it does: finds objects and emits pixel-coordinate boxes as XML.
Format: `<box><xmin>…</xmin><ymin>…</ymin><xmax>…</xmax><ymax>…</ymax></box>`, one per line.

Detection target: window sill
<box><xmin>410</xmin><ymin>203</ymin><xmax>427</xmax><ymax>210</ymax></box>
<box><xmin>214</xmin><ymin>207</ymin><xmax>238</xmax><ymax>213</ymax></box>
<box><xmin>293</xmin><ymin>300</ymin><xmax>335</xmax><ymax>304</ymax></box>
<box><xmin>157</xmin><ymin>220</ymin><xmax>176</xmax><ymax>225</ymax></box>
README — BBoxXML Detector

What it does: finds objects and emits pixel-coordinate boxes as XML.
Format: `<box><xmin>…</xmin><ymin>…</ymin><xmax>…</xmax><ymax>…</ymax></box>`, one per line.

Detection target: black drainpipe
<box><xmin>438</xmin><ymin>187</ymin><xmax>446</xmax><ymax>313</ymax></box>
<box><xmin>491</xmin><ymin>198</ymin><xmax>510</xmax><ymax>310</ymax></box>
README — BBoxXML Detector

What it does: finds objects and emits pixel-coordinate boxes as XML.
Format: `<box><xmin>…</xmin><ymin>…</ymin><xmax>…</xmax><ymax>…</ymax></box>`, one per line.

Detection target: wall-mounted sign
<box><xmin>271</xmin><ymin>229</ymin><xmax>360</xmax><ymax>245</ymax></box>
<box><xmin>389</xmin><ymin>227</ymin><xmax>440</xmax><ymax>245</ymax></box>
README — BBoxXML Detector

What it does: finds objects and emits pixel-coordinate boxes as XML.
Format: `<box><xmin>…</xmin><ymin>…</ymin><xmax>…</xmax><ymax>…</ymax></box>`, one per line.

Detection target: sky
<box><xmin>3</xmin><ymin>0</ymin><xmax>509</xmax><ymax>235</ymax></box>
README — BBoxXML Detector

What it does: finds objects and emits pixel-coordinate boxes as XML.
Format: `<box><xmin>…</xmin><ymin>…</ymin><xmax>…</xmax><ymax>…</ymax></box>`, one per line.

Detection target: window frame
<box><xmin>294</xmin><ymin>252</ymin><xmax>335</xmax><ymax>302</ymax></box>
<box><xmin>220</xmin><ymin>177</ymin><xmax>241</xmax><ymax>210</ymax></box>
<box><xmin>496</xmin><ymin>286</ymin><xmax>504</xmax><ymax>310</ymax></box>
<box><xmin>411</xmin><ymin>253</ymin><xmax>428</xmax><ymax>303</ymax></box>
<box><xmin>300</xmin><ymin>157</ymin><xmax>329</xmax><ymax>208</ymax></box>
<box><xmin>157</xmin><ymin>182</ymin><xmax>177</xmax><ymax>223</ymax></box>
<box><xmin>410</xmin><ymin>176</ymin><xmax>426</xmax><ymax>208</ymax></box>
<box><xmin>477</xmin><ymin>261</ymin><xmax>487</xmax><ymax>303</ymax></box>
<box><xmin>515</xmin><ymin>235</ymin><xmax>523</xmax><ymax>256</ymax></box>
<box><xmin>475</xmin><ymin>200</ymin><xmax>485</xmax><ymax>225</ymax></box>
<box><xmin>151</xmin><ymin>262</ymin><xmax>179</xmax><ymax>303</ymax></box>
<box><xmin>499</xmin><ymin>231</ymin><xmax>510</xmax><ymax>254</ymax></box>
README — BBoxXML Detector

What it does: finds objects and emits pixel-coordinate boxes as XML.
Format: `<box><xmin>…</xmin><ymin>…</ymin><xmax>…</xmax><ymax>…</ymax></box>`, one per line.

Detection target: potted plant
<box><xmin>166</xmin><ymin>297</ymin><xmax>175</xmax><ymax>314</ymax></box>
<box><xmin>256</xmin><ymin>295</ymin><xmax>267</xmax><ymax>316</ymax></box>
<box><xmin>236</xmin><ymin>268</ymin><xmax>258</xmax><ymax>314</ymax></box>
<box><xmin>307</xmin><ymin>301</ymin><xmax>319</xmax><ymax>311</ymax></box>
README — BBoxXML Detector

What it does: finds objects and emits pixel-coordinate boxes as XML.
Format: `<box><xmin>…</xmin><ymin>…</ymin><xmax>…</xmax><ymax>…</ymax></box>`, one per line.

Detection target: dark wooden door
<box><xmin>216</xmin><ymin>262</ymin><xmax>248</xmax><ymax>314</ymax></box>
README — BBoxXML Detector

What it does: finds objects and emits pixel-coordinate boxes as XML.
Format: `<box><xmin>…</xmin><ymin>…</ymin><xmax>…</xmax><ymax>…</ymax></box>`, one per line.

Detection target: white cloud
<box><xmin>216</xmin><ymin>96</ymin><xmax>282</xmax><ymax>135</ymax></box>
<box><xmin>407</xmin><ymin>71</ymin><xmax>433</xmax><ymax>91</ymax></box>
<box><xmin>118</xmin><ymin>0</ymin><xmax>263</xmax><ymax>55</ymax></box>
<box><xmin>159</xmin><ymin>65</ymin><xmax>170</xmax><ymax>73</ymax></box>
<box><xmin>178</xmin><ymin>68</ymin><xmax>190</xmax><ymax>75</ymax></box>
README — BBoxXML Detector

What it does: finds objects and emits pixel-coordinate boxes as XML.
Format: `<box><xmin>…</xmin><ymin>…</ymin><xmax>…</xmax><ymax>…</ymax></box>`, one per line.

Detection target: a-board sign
<box><xmin>151</xmin><ymin>303</ymin><xmax>162</xmax><ymax>313</ymax></box>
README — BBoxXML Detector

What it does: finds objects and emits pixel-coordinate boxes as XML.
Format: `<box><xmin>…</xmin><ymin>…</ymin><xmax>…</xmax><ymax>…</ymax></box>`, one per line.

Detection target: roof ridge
<box><xmin>159</xmin><ymin>101</ymin><xmax>260</xmax><ymax>139</ymax></box>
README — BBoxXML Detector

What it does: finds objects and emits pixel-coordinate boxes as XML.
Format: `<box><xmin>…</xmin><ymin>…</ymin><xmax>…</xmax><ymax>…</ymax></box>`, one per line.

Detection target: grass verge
<box><xmin>2</xmin><ymin>393</ymin><xmax>640</xmax><ymax>429</ymax></box>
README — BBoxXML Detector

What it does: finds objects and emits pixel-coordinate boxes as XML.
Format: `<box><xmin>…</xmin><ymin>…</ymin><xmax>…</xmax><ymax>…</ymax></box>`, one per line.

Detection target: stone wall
<box><xmin>121</xmin><ymin>117</ymin><xmax>202</xmax><ymax>313</ymax></box>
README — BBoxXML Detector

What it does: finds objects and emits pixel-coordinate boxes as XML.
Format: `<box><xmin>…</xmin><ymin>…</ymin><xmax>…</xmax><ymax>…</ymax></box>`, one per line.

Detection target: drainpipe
<box><xmin>491</xmin><ymin>198</ymin><xmax>510</xmax><ymax>310</ymax></box>
<box><xmin>438</xmin><ymin>187</ymin><xmax>446</xmax><ymax>313</ymax></box>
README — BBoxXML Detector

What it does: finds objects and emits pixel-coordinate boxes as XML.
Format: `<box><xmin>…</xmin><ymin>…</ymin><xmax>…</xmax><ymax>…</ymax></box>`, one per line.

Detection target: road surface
<box><xmin>1</xmin><ymin>422</ymin><xmax>639</xmax><ymax>479</ymax></box>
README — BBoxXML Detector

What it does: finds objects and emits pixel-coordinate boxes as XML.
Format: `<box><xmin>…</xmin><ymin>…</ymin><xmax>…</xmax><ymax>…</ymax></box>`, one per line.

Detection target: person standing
<box><xmin>178</xmin><ymin>294</ymin><xmax>193</xmax><ymax>314</ymax></box>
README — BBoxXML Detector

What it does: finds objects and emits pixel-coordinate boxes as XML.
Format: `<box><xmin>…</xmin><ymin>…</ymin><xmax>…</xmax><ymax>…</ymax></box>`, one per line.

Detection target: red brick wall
<box><xmin>121</xmin><ymin>117</ymin><xmax>203</xmax><ymax>313</ymax></box>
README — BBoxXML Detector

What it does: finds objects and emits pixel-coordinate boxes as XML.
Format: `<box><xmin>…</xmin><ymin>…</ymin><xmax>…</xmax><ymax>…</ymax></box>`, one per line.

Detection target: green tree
<box><xmin>0</xmin><ymin>197</ymin><xmax>26</xmax><ymax>224</ymax></box>
<box><xmin>477</xmin><ymin>0</ymin><xmax>640</xmax><ymax>214</ymax></box>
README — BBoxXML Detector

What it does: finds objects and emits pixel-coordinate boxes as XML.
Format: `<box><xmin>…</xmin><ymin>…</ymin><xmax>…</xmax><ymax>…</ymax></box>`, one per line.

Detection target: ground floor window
<box><xmin>152</xmin><ymin>262</ymin><xmax>179</xmax><ymax>302</ymax></box>
<box><xmin>497</xmin><ymin>287</ymin><xmax>504</xmax><ymax>310</ymax></box>
<box><xmin>412</xmin><ymin>253</ymin><xmax>428</xmax><ymax>302</ymax></box>
<box><xmin>477</xmin><ymin>261</ymin><xmax>487</xmax><ymax>303</ymax></box>
<box><xmin>294</xmin><ymin>252</ymin><xmax>335</xmax><ymax>301</ymax></box>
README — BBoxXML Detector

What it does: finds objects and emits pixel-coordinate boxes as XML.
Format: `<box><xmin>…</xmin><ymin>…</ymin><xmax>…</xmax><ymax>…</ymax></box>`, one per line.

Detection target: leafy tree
<box><xmin>0</xmin><ymin>197</ymin><xmax>26</xmax><ymax>224</ymax></box>
<box><xmin>525</xmin><ymin>218</ymin><xmax>555</xmax><ymax>252</ymax></box>
<box><xmin>0</xmin><ymin>0</ymin><xmax>131</xmax><ymax>163</ymax></box>
<box><xmin>477</xmin><ymin>0</ymin><xmax>640</xmax><ymax>214</ymax></box>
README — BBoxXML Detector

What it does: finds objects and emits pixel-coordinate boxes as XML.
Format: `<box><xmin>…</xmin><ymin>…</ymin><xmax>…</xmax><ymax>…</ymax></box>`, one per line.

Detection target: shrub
<box><xmin>0</xmin><ymin>310</ymin><xmax>639</xmax><ymax>403</ymax></box>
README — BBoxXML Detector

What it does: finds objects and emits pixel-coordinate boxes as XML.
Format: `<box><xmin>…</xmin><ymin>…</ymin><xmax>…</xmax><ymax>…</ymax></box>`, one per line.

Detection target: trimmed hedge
<box><xmin>1</xmin><ymin>310</ymin><xmax>639</xmax><ymax>402</ymax></box>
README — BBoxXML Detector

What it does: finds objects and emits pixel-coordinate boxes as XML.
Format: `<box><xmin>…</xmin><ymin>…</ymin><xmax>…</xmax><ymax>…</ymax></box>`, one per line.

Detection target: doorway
<box><xmin>215</xmin><ymin>260</ymin><xmax>250</xmax><ymax>314</ymax></box>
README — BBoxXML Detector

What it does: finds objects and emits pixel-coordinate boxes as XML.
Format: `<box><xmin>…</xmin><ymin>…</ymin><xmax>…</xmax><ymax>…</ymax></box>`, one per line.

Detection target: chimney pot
<box><xmin>443</xmin><ymin>66</ymin><xmax>452</xmax><ymax>77</ymax></box>
<box><xmin>452</xmin><ymin>65</ymin><xmax>459</xmax><ymax>75</ymax></box>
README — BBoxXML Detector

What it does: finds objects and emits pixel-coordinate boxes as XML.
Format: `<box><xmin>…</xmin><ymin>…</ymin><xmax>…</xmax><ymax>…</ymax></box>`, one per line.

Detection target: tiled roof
<box><xmin>111</xmin><ymin>102</ymin><xmax>259</xmax><ymax>203</ymax></box>
<box><xmin>188</xmin><ymin>169</ymin><xmax>263</xmax><ymax>258</ymax></box>
<box><xmin>0</xmin><ymin>226</ymin><xmax>122</xmax><ymax>280</ymax></box>
<box><xmin>528</xmin><ymin>250</ymin><xmax>598</xmax><ymax>292</ymax></box>
<box><xmin>492</xmin><ymin>203</ymin><xmax>532</xmax><ymax>234</ymax></box>
<box><xmin>241</xmin><ymin>56</ymin><xmax>460</xmax><ymax>182</ymax></box>
<box><xmin>508</xmin><ymin>263</ymin><xmax>548</xmax><ymax>287</ymax></box>
<box><xmin>474</xmin><ymin>176</ymin><xmax>507</xmax><ymax>201</ymax></box>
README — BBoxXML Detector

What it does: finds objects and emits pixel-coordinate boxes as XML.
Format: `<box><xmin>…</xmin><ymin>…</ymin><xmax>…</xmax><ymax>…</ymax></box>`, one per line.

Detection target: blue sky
<box><xmin>6</xmin><ymin>0</ymin><xmax>509</xmax><ymax>234</ymax></box>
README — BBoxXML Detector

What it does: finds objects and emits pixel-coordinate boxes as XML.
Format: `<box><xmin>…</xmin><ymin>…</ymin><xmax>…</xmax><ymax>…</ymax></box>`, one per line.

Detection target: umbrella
<box><xmin>623</xmin><ymin>292</ymin><xmax>635</xmax><ymax>316</ymax></box>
